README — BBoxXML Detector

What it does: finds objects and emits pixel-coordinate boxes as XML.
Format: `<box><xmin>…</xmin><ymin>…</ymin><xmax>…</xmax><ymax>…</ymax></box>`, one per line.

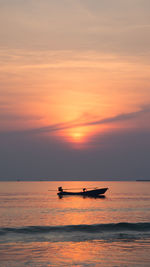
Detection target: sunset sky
<box><xmin>0</xmin><ymin>0</ymin><xmax>150</xmax><ymax>180</ymax></box>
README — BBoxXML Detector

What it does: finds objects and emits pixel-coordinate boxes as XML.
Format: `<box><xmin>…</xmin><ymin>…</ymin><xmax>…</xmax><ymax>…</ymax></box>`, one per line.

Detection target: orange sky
<box><xmin>1</xmin><ymin>49</ymin><xmax>150</xmax><ymax>147</ymax></box>
<box><xmin>0</xmin><ymin>0</ymin><xmax>150</xmax><ymax>179</ymax></box>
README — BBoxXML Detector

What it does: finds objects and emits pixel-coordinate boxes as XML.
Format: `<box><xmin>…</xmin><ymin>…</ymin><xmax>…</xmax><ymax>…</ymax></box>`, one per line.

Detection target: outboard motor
<box><xmin>58</xmin><ymin>187</ymin><xmax>63</xmax><ymax>192</ymax></box>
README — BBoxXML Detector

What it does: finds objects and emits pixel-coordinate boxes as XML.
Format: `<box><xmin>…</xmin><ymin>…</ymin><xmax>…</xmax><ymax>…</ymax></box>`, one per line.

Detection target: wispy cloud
<box><xmin>18</xmin><ymin>105</ymin><xmax>150</xmax><ymax>135</ymax></box>
<box><xmin>82</xmin><ymin>105</ymin><xmax>150</xmax><ymax>127</ymax></box>
<box><xmin>0</xmin><ymin>109</ymin><xmax>43</xmax><ymax>121</ymax></box>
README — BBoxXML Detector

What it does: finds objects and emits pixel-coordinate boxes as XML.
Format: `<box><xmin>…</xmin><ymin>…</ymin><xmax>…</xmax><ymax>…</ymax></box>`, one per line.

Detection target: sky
<box><xmin>0</xmin><ymin>0</ymin><xmax>150</xmax><ymax>180</ymax></box>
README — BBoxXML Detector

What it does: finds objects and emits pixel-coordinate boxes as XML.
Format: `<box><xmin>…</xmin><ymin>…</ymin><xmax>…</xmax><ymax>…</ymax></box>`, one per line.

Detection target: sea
<box><xmin>0</xmin><ymin>181</ymin><xmax>150</xmax><ymax>267</ymax></box>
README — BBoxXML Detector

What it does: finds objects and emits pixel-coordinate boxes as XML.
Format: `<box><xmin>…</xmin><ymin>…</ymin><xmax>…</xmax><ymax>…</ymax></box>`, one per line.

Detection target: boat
<box><xmin>57</xmin><ymin>187</ymin><xmax>108</xmax><ymax>197</ymax></box>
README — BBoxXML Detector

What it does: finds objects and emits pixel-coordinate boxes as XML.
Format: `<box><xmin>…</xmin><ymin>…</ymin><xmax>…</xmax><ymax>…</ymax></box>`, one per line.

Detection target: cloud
<box><xmin>83</xmin><ymin>105</ymin><xmax>150</xmax><ymax>127</ymax></box>
<box><xmin>10</xmin><ymin>105</ymin><xmax>149</xmax><ymax>135</ymax></box>
<box><xmin>0</xmin><ymin>112</ymin><xmax>42</xmax><ymax>121</ymax></box>
<box><xmin>0</xmin><ymin>0</ymin><xmax>150</xmax><ymax>56</ymax></box>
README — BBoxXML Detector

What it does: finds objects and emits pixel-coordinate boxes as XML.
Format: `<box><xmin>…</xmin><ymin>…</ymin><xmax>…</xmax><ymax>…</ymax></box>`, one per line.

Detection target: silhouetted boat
<box><xmin>57</xmin><ymin>187</ymin><xmax>108</xmax><ymax>197</ymax></box>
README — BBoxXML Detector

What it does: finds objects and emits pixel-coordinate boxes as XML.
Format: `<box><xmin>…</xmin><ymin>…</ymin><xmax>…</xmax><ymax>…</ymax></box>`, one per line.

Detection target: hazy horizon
<box><xmin>0</xmin><ymin>178</ymin><xmax>148</xmax><ymax>182</ymax></box>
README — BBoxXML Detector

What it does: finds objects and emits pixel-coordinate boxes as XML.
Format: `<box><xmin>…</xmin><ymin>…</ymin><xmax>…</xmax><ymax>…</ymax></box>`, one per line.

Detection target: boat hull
<box><xmin>57</xmin><ymin>188</ymin><xmax>108</xmax><ymax>197</ymax></box>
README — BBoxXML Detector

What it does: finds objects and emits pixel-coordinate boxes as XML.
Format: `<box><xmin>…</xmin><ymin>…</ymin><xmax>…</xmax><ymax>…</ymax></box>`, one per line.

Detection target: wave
<box><xmin>1</xmin><ymin>222</ymin><xmax>150</xmax><ymax>236</ymax></box>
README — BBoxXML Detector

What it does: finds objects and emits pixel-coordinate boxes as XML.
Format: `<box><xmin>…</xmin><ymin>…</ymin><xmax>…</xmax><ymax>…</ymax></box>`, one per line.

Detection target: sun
<box><xmin>60</xmin><ymin>127</ymin><xmax>87</xmax><ymax>144</ymax></box>
<box><xmin>71</xmin><ymin>131</ymin><xmax>85</xmax><ymax>143</ymax></box>
<box><xmin>66</xmin><ymin>126</ymin><xmax>93</xmax><ymax>145</ymax></box>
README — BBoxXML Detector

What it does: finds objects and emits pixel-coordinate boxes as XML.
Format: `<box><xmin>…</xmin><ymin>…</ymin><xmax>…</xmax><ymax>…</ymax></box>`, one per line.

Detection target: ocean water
<box><xmin>0</xmin><ymin>181</ymin><xmax>150</xmax><ymax>267</ymax></box>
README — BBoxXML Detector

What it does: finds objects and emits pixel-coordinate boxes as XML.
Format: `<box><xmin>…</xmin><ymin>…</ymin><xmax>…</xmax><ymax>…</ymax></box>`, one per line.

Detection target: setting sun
<box><xmin>67</xmin><ymin>127</ymin><xmax>88</xmax><ymax>144</ymax></box>
<box><xmin>72</xmin><ymin>132</ymin><xmax>84</xmax><ymax>142</ymax></box>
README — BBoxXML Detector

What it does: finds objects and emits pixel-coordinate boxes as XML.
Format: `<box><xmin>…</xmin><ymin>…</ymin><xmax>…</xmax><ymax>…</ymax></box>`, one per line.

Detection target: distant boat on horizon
<box><xmin>136</xmin><ymin>179</ymin><xmax>150</xmax><ymax>181</ymax></box>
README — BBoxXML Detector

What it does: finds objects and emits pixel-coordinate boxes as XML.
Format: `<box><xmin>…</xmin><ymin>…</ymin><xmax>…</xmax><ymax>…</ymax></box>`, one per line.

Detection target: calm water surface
<box><xmin>0</xmin><ymin>181</ymin><xmax>150</xmax><ymax>266</ymax></box>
